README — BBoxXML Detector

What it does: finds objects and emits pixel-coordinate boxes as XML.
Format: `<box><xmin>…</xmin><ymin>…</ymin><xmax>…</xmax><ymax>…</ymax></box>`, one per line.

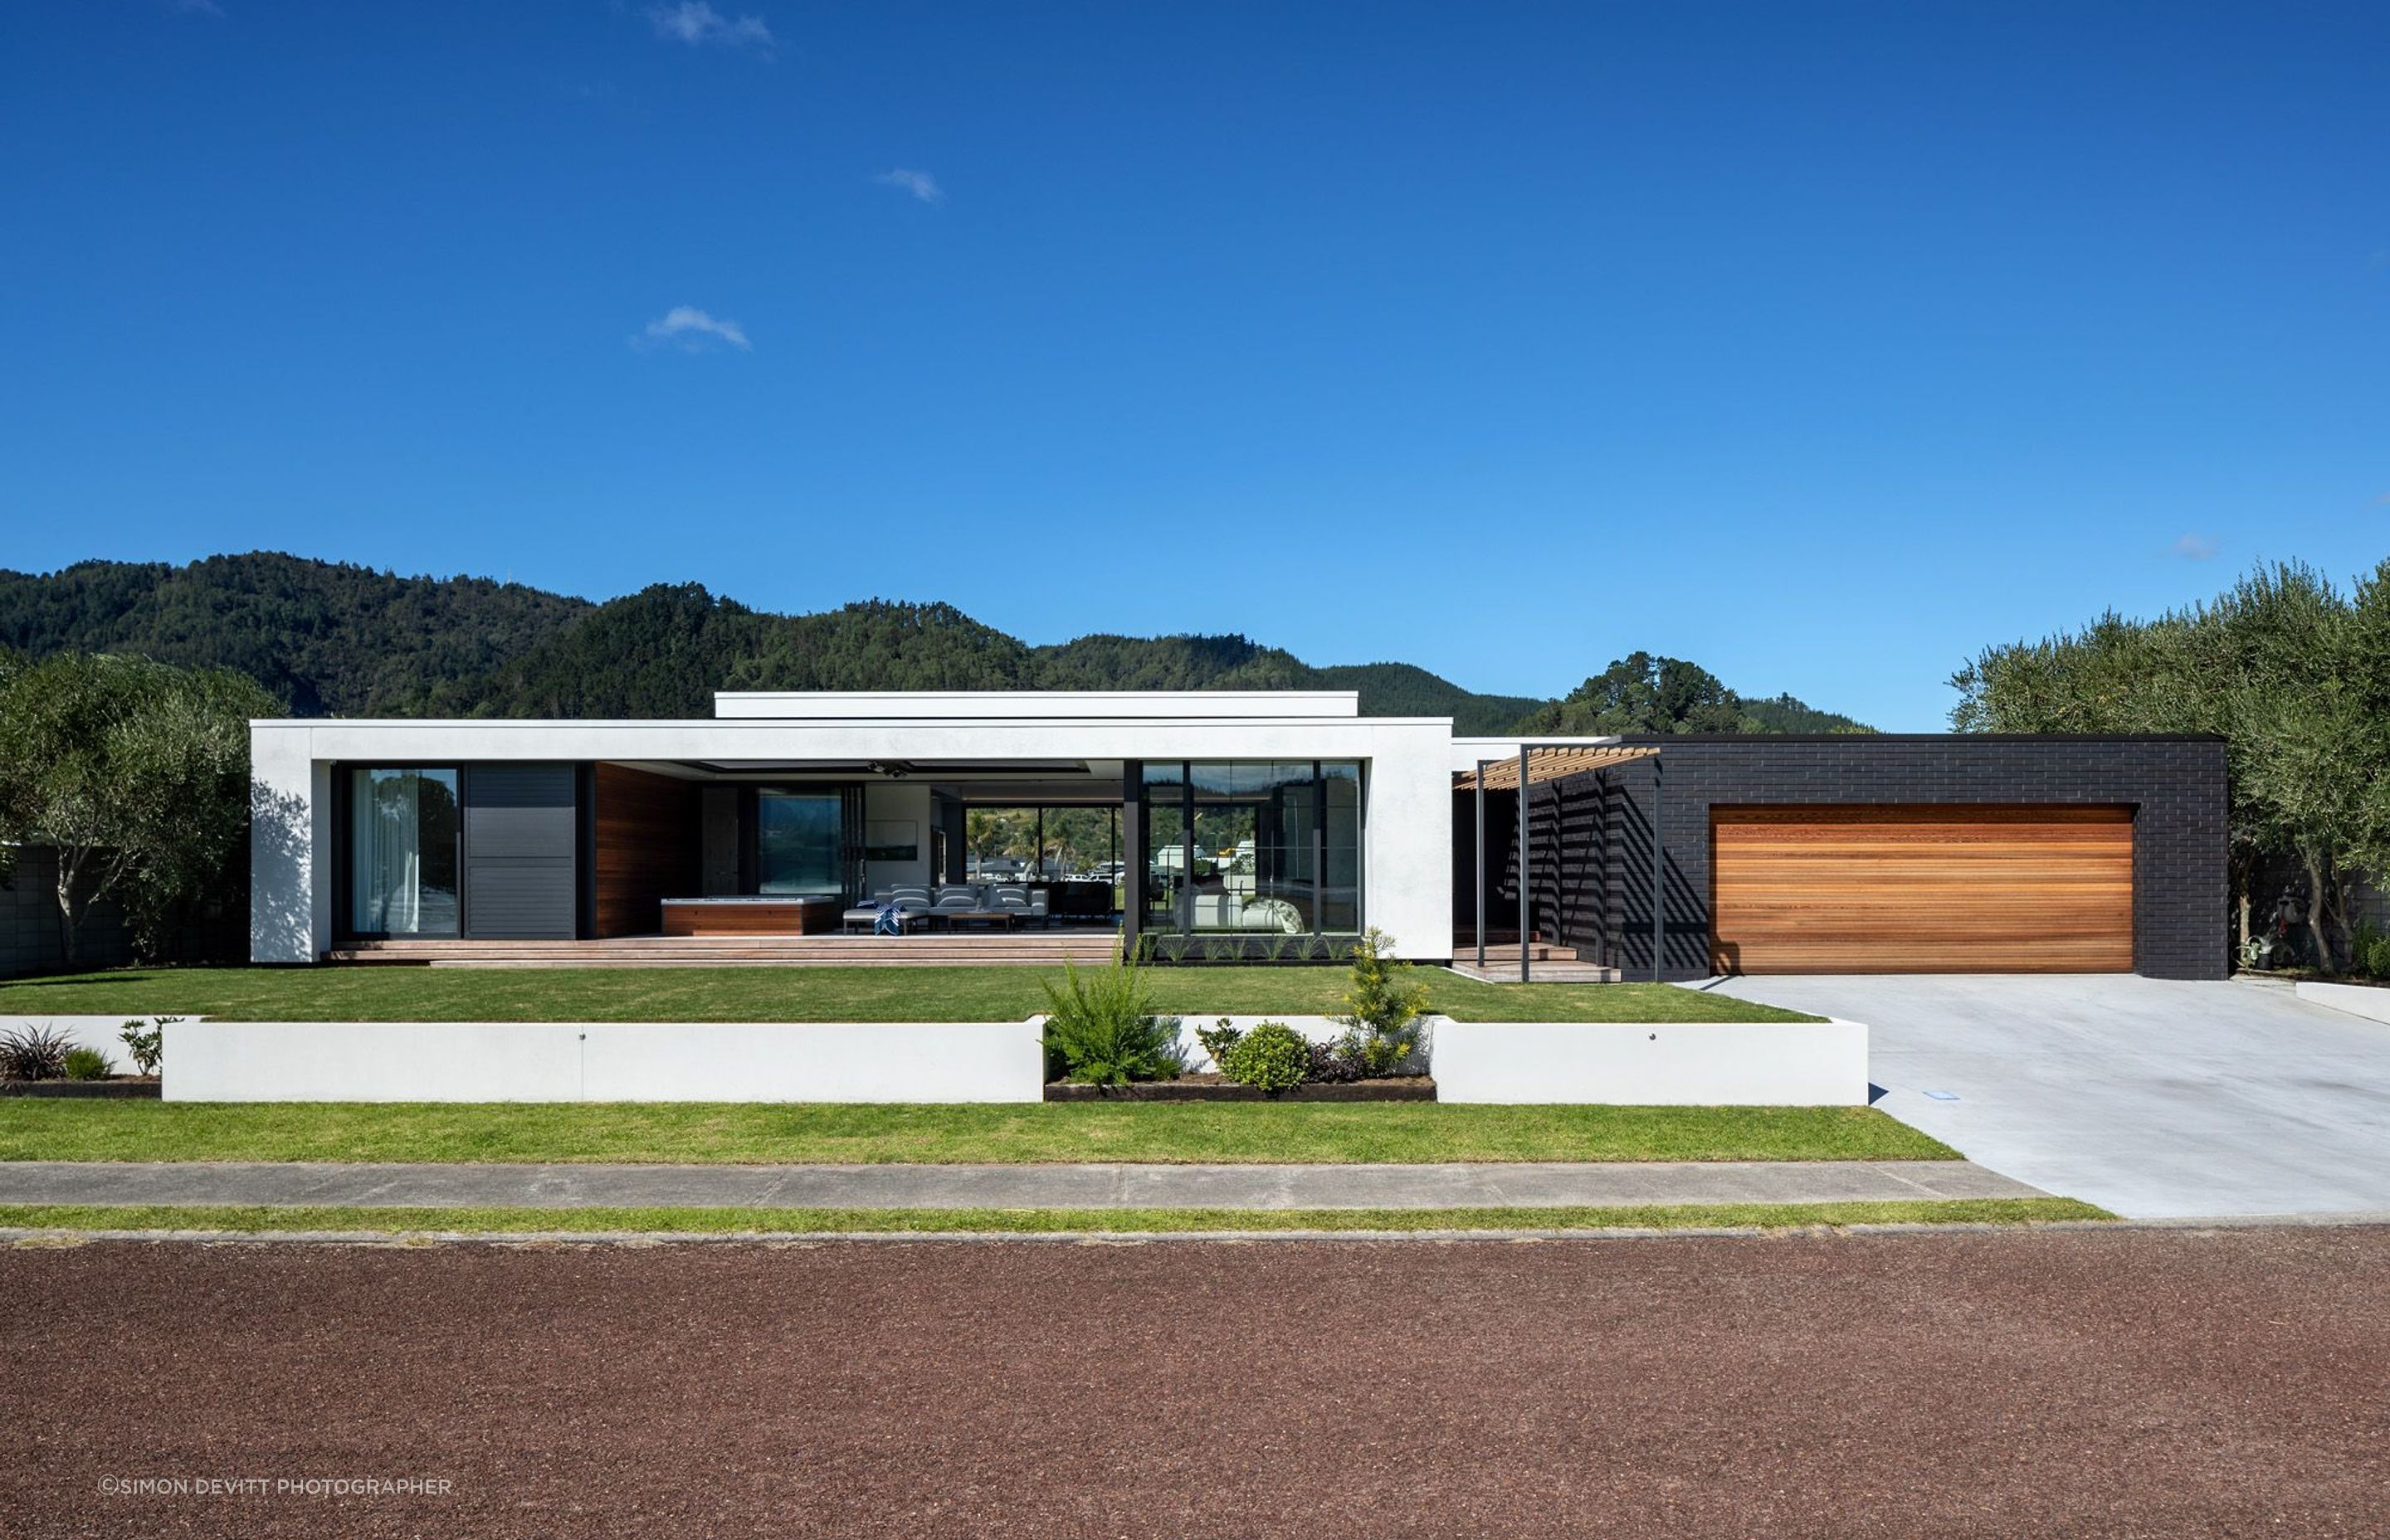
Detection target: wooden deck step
<box><xmin>328</xmin><ymin>933</ymin><xmax>1124</xmax><ymax>967</ymax></box>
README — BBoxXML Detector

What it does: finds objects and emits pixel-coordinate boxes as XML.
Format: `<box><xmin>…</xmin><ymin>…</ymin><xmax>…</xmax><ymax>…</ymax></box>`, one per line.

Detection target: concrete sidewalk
<box><xmin>0</xmin><ymin>1159</ymin><xmax>2046</xmax><ymax>1211</ymax></box>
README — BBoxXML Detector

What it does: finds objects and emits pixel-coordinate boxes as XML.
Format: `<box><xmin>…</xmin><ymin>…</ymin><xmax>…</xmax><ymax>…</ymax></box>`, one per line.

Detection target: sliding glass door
<box><xmin>1139</xmin><ymin>760</ymin><xmax>1363</xmax><ymax>937</ymax></box>
<box><xmin>757</xmin><ymin>792</ymin><xmax>845</xmax><ymax>897</ymax></box>
<box><xmin>349</xmin><ymin>768</ymin><xmax>461</xmax><ymax>937</ymax></box>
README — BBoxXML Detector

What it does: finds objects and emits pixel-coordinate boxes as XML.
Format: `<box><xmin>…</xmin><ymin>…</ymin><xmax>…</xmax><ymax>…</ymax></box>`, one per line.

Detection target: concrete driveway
<box><xmin>1704</xmin><ymin>973</ymin><xmax>2390</xmax><ymax>1220</ymax></box>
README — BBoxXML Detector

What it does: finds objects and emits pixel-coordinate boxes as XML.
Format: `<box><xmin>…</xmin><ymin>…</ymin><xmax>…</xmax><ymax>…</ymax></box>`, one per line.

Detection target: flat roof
<box><xmin>712</xmin><ymin>690</ymin><xmax>1364</xmax><ymax>721</ymax></box>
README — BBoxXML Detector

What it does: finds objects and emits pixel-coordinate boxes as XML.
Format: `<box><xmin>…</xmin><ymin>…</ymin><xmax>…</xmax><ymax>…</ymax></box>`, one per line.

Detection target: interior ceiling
<box><xmin>673</xmin><ymin>759</ymin><xmax>1096</xmax><ymax>777</ymax></box>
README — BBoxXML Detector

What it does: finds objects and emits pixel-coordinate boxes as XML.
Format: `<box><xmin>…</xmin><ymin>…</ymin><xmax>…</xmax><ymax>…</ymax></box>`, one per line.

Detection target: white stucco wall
<box><xmin>250</xmin><ymin>724</ymin><xmax>329</xmax><ymax>963</ymax></box>
<box><xmin>2295</xmin><ymin>981</ymin><xmax>2390</xmax><ymax>1027</ymax></box>
<box><xmin>163</xmin><ymin>1020</ymin><xmax>1047</xmax><ymax>1103</ymax></box>
<box><xmin>1430</xmin><ymin>1018</ymin><xmax>1870</xmax><ymax>1105</ymax></box>
<box><xmin>714</xmin><ymin>690</ymin><xmax>1363</xmax><ymax>719</ymax></box>
<box><xmin>248</xmin><ymin>709</ymin><xmax>1460</xmax><ymax>962</ymax></box>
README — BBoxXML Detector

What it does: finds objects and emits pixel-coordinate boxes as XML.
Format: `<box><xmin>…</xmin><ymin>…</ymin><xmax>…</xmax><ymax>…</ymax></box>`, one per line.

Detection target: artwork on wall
<box><xmin>865</xmin><ymin>819</ymin><xmax>919</xmax><ymax>863</ymax></box>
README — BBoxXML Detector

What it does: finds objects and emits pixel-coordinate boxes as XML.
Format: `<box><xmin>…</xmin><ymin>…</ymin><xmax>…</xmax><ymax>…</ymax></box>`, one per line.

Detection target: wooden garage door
<box><xmin>1710</xmin><ymin>806</ymin><xmax>2134</xmax><ymax>974</ymax></box>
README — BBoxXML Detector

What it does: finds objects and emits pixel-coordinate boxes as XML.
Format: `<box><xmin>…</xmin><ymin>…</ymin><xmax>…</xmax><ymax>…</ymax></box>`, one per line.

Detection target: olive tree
<box><xmin>1951</xmin><ymin>558</ymin><xmax>2390</xmax><ymax>970</ymax></box>
<box><xmin>0</xmin><ymin>652</ymin><xmax>274</xmax><ymax>963</ymax></box>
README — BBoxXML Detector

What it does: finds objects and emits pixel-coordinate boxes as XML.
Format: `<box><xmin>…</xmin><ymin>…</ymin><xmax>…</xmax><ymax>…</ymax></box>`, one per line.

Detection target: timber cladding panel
<box><xmin>1710</xmin><ymin>805</ymin><xmax>2134</xmax><ymax>974</ymax></box>
<box><xmin>593</xmin><ymin>763</ymin><xmax>700</xmax><ymax>938</ymax></box>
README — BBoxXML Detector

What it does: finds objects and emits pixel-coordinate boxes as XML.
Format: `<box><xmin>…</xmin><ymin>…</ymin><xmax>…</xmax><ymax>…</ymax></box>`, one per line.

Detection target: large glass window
<box><xmin>1141</xmin><ymin>760</ymin><xmax>1363</xmax><ymax>935</ymax></box>
<box><xmin>1141</xmin><ymin>762</ymin><xmax>1188</xmax><ymax>934</ymax></box>
<box><xmin>758</xmin><ymin>792</ymin><xmax>845</xmax><ymax>896</ymax></box>
<box><xmin>349</xmin><ymin>768</ymin><xmax>461</xmax><ymax>936</ymax></box>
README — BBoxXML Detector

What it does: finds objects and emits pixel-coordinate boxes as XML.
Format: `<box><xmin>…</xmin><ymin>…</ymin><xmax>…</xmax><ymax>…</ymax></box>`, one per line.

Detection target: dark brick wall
<box><xmin>1470</xmin><ymin>736</ymin><xmax>2229</xmax><ymax>981</ymax></box>
<box><xmin>1</xmin><ymin>845</ymin><xmax>134</xmax><ymax>978</ymax></box>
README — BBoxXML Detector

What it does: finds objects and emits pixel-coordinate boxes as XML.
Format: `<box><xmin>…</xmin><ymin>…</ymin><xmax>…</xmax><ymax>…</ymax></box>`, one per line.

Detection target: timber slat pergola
<box><xmin>1458</xmin><ymin>744</ymin><xmax>1663</xmax><ymax>982</ymax></box>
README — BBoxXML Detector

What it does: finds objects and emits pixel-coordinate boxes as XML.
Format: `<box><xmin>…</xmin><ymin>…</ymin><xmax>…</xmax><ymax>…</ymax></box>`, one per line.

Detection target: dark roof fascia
<box><xmin>1607</xmin><ymin>733</ymin><xmax>2227</xmax><ymax>746</ymax></box>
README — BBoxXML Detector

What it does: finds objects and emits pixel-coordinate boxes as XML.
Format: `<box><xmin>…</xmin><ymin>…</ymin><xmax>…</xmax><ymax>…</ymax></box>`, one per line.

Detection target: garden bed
<box><xmin>1</xmin><ymin>1077</ymin><xmax>161</xmax><ymax>1099</ymax></box>
<box><xmin>1044</xmin><ymin>1075</ymin><xmax>1436</xmax><ymax>1103</ymax></box>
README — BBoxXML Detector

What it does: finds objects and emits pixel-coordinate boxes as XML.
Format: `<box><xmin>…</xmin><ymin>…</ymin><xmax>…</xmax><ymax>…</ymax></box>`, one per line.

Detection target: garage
<box><xmin>1710</xmin><ymin>804</ymin><xmax>2134</xmax><ymax>974</ymax></box>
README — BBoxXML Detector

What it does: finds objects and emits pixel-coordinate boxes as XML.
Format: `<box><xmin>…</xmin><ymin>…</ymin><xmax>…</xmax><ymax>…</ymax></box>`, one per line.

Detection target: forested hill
<box><xmin>0</xmin><ymin>553</ymin><xmax>1868</xmax><ymax>734</ymax></box>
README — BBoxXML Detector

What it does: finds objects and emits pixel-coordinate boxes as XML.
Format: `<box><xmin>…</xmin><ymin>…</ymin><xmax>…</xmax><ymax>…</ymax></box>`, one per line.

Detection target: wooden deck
<box><xmin>1446</xmin><ymin>938</ymin><xmax>1622</xmax><ymax>984</ymax></box>
<box><xmin>329</xmin><ymin>931</ymin><xmax>1124</xmax><ymax>968</ymax></box>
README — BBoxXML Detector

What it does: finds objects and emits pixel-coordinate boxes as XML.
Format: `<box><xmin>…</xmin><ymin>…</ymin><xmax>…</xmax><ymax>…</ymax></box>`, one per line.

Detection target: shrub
<box><xmin>1332</xmin><ymin>928</ymin><xmax>1432</xmax><ymax>1077</ymax></box>
<box><xmin>1041</xmin><ymin>951</ymin><xmax>1183</xmax><ymax>1085</ymax></box>
<box><xmin>0</xmin><ymin>1024</ymin><xmax>71</xmax><ymax>1082</ymax></box>
<box><xmin>2351</xmin><ymin>922</ymin><xmax>2390</xmax><ymax>982</ymax></box>
<box><xmin>120</xmin><ymin>1019</ymin><xmax>165</xmax><ymax>1076</ymax></box>
<box><xmin>63</xmin><ymin>1046</ymin><xmax>114</xmax><ymax>1081</ymax></box>
<box><xmin>1195</xmin><ymin>1019</ymin><xmax>1243</xmax><ymax>1069</ymax></box>
<box><xmin>1217</xmin><ymin>1021</ymin><xmax>1309</xmax><ymax>1092</ymax></box>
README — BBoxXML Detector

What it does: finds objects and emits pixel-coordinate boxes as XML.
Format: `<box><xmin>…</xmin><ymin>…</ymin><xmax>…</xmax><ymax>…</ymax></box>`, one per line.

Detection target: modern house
<box><xmin>248</xmin><ymin>690</ymin><xmax>2229</xmax><ymax>978</ymax></box>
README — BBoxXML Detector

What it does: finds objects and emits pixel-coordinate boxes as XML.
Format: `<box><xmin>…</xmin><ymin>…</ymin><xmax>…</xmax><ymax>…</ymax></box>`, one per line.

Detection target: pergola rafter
<box><xmin>1454</xmin><ymin>745</ymin><xmax>1658</xmax><ymax>792</ymax></box>
<box><xmin>1463</xmin><ymin>743</ymin><xmax>1665</xmax><ymax>982</ymax></box>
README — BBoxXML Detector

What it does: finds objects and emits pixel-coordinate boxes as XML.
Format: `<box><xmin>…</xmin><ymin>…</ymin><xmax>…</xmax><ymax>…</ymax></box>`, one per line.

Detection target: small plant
<box><xmin>0</xmin><ymin>1024</ymin><xmax>72</xmax><ymax>1082</ymax></box>
<box><xmin>1040</xmin><ymin>949</ymin><xmax>1183</xmax><ymax>1086</ymax></box>
<box><xmin>1203</xmin><ymin>936</ymin><xmax>1240</xmax><ymax>963</ymax></box>
<box><xmin>120</xmin><ymin>1019</ymin><xmax>166</xmax><ymax>1077</ymax></box>
<box><xmin>2236</xmin><ymin>934</ymin><xmax>2270</xmax><ymax>972</ymax></box>
<box><xmin>63</xmin><ymin>1046</ymin><xmax>115</xmax><ymax>1082</ymax></box>
<box><xmin>1259</xmin><ymin>928</ymin><xmax>1294</xmax><ymax>963</ymax></box>
<box><xmin>2350</xmin><ymin>922</ymin><xmax>2390</xmax><ymax>982</ymax></box>
<box><xmin>1305</xmin><ymin>1036</ymin><xmax>1367</xmax><ymax>1084</ymax></box>
<box><xmin>1217</xmin><ymin>1021</ymin><xmax>1310</xmax><ymax>1093</ymax></box>
<box><xmin>1331</xmin><ymin>928</ymin><xmax>1432</xmax><ymax>1077</ymax></box>
<box><xmin>1157</xmin><ymin>933</ymin><xmax>1192</xmax><ymax>964</ymax></box>
<box><xmin>1195</xmin><ymin>1018</ymin><xmax>1243</xmax><ymax>1069</ymax></box>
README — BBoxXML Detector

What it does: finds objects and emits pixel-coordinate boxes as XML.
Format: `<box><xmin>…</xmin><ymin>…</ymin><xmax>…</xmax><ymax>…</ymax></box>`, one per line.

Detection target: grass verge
<box><xmin>0</xmin><ymin>1197</ymin><xmax>2112</xmax><ymax>1236</ymax></box>
<box><xmin>0</xmin><ymin>965</ymin><xmax>1819</xmax><ymax>1025</ymax></box>
<box><xmin>0</xmin><ymin>1102</ymin><xmax>1955</xmax><ymax>1164</ymax></box>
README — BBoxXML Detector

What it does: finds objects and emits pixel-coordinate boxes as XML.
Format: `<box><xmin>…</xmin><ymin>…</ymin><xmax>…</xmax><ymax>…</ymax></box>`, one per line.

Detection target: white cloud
<box><xmin>647</xmin><ymin>2</ymin><xmax>773</xmax><ymax>54</ymax></box>
<box><xmin>875</xmin><ymin>168</ymin><xmax>945</xmax><ymax>205</ymax></box>
<box><xmin>639</xmin><ymin>306</ymin><xmax>751</xmax><ymax>352</ymax></box>
<box><xmin>2171</xmin><ymin>533</ymin><xmax>2219</xmax><ymax>560</ymax></box>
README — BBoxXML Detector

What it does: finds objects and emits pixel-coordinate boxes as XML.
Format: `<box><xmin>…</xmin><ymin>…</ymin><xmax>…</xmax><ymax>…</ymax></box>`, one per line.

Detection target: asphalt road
<box><xmin>6</xmin><ymin>1226</ymin><xmax>2388</xmax><ymax>1538</ymax></box>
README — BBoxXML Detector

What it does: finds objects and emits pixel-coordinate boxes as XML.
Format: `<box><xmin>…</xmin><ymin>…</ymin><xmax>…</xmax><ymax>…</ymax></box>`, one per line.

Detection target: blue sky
<box><xmin>3</xmin><ymin>2</ymin><xmax>2383</xmax><ymax>729</ymax></box>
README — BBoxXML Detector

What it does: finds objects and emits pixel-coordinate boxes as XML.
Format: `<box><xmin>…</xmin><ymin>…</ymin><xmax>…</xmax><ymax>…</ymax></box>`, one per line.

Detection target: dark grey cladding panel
<box><xmin>463</xmin><ymin>865</ymin><xmax>577</xmax><ymax>940</ymax></box>
<box><xmin>463</xmin><ymin>764</ymin><xmax>577</xmax><ymax>860</ymax></box>
<box><xmin>461</xmin><ymin>763</ymin><xmax>578</xmax><ymax>939</ymax></box>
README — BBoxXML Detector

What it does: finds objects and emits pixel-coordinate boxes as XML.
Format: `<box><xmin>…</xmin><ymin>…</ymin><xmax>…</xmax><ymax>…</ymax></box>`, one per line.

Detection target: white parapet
<box><xmin>2295</xmin><ymin>981</ymin><xmax>2390</xmax><ymax>1027</ymax></box>
<box><xmin>163</xmin><ymin>1020</ymin><xmax>1048</xmax><ymax>1104</ymax></box>
<box><xmin>1430</xmin><ymin>1018</ymin><xmax>1870</xmax><ymax>1105</ymax></box>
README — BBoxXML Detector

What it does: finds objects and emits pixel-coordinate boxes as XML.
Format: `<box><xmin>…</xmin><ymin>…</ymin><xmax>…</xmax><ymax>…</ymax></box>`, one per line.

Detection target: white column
<box><xmin>249</xmin><ymin>724</ymin><xmax>329</xmax><ymax>962</ymax></box>
<box><xmin>1360</xmin><ymin>723</ymin><xmax>1456</xmax><ymax>960</ymax></box>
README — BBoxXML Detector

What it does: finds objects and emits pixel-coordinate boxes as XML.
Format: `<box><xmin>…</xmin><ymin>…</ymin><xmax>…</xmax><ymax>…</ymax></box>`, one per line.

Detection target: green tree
<box><xmin>1953</xmin><ymin>558</ymin><xmax>2390</xmax><ymax>971</ymax></box>
<box><xmin>1518</xmin><ymin>651</ymin><xmax>1871</xmax><ymax>736</ymax></box>
<box><xmin>0</xmin><ymin>652</ymin><xmax>274</xmax><ymax>963</ymax></box>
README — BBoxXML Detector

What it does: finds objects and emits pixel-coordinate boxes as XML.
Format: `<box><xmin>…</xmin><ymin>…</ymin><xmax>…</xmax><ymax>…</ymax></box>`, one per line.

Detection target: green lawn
<box><xmin>0</xmin><ymin>1101</ymin><xmax>1953</xmax><ymax>1164</ymax></box>
<box><xmin>0</xmin><ymin>1197</ymin><xmax>2109</xmax><ymax>1236</ymax></box>
<box><xmin>0</xmin><ymin>964</ymin><xmax>1817</xmax><ymax>1023</ymax></box>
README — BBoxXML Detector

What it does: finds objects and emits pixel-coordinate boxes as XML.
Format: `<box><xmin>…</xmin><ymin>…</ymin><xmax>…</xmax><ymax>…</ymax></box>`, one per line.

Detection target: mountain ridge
<box><xmin>0</xmin><ymin>553</ymin><xmax>1868</xmax><ymax>736</ymax></box>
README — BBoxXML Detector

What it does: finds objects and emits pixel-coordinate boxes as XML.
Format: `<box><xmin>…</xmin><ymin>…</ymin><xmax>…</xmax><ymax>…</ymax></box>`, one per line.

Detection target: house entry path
<box><xmin>0</xmin><ymin>1158</ymin><xmax>2043</xmax><ymax>1211</ymax></box>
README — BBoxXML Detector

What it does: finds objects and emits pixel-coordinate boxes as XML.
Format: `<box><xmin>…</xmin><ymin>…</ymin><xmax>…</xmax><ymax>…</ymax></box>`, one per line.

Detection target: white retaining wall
<box><xmin>10</xmin><ymin>1012</ymin><xmax>1867</xmax><ymax>1105</ymax></box>
<box><xmin>1429</xmin><ymin>1018</ymin><xmax>1870</xmax><ymax>1105</ymax></box>
<box><xmin>162</xmin><ymin>1021</ymin><xmax>1047</xmax><ymax>1104</ymax></box>
<box><xmin>2295</xmin><ymin>981</ymin><xmax>2390</xmax><ymax>1027</ymax></box>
